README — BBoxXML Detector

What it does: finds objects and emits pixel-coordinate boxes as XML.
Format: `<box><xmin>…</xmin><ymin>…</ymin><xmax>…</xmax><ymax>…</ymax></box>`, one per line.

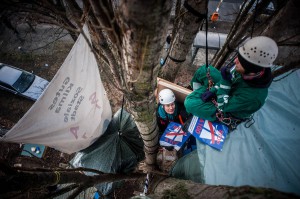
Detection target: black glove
<box><xmin>201</xmin><ymin>90</ymin><xmax>216</xmax><ymax>102</ymax></box>
<box><xmin>182</xmin><ymin>114</ymin><xmax>193</xmax><ymax>133</ymax></box>
<box><xmin>179</xmin><ymin>109</ymin><xmax>189</xmax><ymax>121</ymax></box>
<box><xmin>221</xmin><ymin>66</ymin><xmax>232</xmax><ymax>81</ymax></box>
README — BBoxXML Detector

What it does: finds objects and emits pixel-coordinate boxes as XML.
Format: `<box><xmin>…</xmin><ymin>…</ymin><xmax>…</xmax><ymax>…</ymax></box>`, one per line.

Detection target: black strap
<box><xmin>205</xmin><ymin>2</ymin><xmax>208</xmax><ymax>68</ymax></box>
<box><xmin>184</xmin><ymin>0</ymin><xmax>206</xmax><ymax>21</ymax></box>
<box><xmin>118</xmin><ymin>95</ymin><xmax>125</xmax><ymax>133</ymax></box>
<box><xmin>168</xmin><ymin>55</ymin><xmax>186</xmax><ymax>63</ymax></box>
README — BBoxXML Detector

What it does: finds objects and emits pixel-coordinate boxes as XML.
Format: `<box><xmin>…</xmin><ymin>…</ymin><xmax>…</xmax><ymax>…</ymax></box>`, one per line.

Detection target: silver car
<box><xmin>0</xmin><ymin>63</ymin><xmax>49</xmax><ymax>101</ymax></box>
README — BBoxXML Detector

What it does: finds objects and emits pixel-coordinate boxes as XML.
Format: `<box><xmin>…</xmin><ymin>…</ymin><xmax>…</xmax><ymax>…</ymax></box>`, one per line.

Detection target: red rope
<box><xmin>206</xmin><ymin>68</ymin><xmax>231</xmax><ymax>125</ymax></box>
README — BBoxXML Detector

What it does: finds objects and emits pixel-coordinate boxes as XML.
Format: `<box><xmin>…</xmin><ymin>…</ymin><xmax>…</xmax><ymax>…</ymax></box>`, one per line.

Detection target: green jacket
<box><xmin>184</xmin><ymin>65</ymin><xmax>268</xmax><ymax>121</ymax></box>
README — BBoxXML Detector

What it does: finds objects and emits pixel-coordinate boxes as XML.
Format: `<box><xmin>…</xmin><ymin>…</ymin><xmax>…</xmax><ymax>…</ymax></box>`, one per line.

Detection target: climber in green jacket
<box><xmin>184</xmin><ymin>36</ymin><xmax>278</xmax><ymax>127</ymax></box>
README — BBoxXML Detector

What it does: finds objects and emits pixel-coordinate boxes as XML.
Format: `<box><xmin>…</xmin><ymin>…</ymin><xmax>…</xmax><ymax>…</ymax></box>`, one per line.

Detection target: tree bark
<box><xmin>117</xmin><ymin>0</ymin><xmax>172</xmax><ymax>165</ymax></box>
<box><xmin>160</xmin><ymin>0</ymin><xmax>208</xmax><ymax>82</ymax></box>
<box><xmin>260</xmin><ymin>0</ymin><xmax>300</xmax><ymax>77</ymax></box>
<box><xmin>0</xmin><ymin>170</ymin><xmax>145</xmax><ymax>194</ymax></box>
<box><xmin>149</xmin><ymin>177</ymin><xmax>299</xmax><ymax>199</ymax></box>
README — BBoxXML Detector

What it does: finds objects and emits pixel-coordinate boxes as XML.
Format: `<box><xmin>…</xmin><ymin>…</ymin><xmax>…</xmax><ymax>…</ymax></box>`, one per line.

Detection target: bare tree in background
<box><xmin>211</xmin><ymin>0</ymin><xmax>300</xmax><ymax>78</ymax></box>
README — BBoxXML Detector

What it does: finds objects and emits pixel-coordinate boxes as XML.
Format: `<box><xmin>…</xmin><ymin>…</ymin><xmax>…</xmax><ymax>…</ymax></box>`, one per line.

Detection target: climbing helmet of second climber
<box><xmin>159</xmin><ymin>89</ymin><xmax>175</xmax><ymax>105</ymax></box>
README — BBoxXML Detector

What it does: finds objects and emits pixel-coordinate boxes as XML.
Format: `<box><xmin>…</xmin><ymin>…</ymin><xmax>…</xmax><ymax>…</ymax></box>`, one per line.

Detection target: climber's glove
<box><xmin>201</xmin><ymin>90</ymin><xmax>216</xmax><ymax>102</ymax></box>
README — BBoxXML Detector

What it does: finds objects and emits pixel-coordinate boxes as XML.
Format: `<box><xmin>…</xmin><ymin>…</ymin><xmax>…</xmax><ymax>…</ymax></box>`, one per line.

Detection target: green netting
<box><xmin>70</xmin><ymin>108</ymin><xmax>145</xmax><ymax>195</ymax></box>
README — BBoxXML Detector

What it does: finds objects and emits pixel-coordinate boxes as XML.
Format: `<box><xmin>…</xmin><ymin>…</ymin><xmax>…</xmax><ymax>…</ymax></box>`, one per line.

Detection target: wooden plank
<box><xmin>156</xmin><ymin>77</ymin><xmax>192</xmax><ymax>104</ymax></box>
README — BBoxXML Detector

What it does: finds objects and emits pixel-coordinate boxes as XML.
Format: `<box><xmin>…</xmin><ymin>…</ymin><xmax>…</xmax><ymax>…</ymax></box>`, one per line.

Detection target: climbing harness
<box><xmin>216</xmin><ymin>111</ymin><xmax>254</xmax><ymax>130</ymax></box>
<box><xmin>203</xmin><ymin>5</ymin><xmax>251</xmax><ymax>130</ymax></box>
<box><xmin>211</xmin><ymin>0</ymin><xmax>223</xmax><ymax>22</ymax></box>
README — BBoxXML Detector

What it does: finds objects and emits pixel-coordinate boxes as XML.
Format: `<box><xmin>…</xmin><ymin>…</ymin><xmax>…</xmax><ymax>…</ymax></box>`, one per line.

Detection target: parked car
<box><xmin>0</xmin><ymin>63</ymin><xmax>49</xmax><ymax>101</ymax></box>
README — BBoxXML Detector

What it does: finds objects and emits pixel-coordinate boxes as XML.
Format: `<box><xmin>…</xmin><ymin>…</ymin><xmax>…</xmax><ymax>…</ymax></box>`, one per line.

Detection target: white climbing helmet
<box><xmin>238</xmin><ymin>36</ymin><xmax>278</xmax><ymax>68</ymax></box>
<box><xmin>158</xmin><ymin>89</ymin><xmax>175</xmax><ymax>105</ymax></box>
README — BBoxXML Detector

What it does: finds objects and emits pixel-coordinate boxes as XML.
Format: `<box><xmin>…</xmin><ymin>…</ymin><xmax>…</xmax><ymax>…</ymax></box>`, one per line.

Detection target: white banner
<box><xmin>1</xmin><ymin>25</ymin><xmax>112</xmax><ymax>154</ymax></box>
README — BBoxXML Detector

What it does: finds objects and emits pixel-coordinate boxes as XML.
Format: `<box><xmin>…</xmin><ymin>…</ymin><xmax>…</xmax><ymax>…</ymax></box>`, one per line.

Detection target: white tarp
<box><xmin>196</xmin><ymin>70</ymin><xmax>300</xmax><ymax>195</ymax></box>
<box><xmin>1</xmin><ymin>25</ymin><xmax>112</xmax><ymax>154</ymax></box>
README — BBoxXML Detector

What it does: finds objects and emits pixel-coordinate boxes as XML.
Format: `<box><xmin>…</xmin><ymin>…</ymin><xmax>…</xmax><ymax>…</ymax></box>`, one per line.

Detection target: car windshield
<box><xmin>12</xmin><ymin>72</ymin><xmax>35</xmax><ymax>93</ymax></box>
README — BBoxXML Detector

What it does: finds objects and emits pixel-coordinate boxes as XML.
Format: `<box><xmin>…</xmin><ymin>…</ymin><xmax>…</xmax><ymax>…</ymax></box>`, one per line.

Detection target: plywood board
<box><xmin>156</xmin><ymin>77</ymin><xmax>192</xmax><ymax>104</ymax></box>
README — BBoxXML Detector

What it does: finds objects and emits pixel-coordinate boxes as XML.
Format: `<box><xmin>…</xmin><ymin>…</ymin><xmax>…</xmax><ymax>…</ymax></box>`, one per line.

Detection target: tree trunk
<box><xmin>118</xmin><ymin>0</ymin><xmax>172</xmax><ymax>165</ymax></box>
<box><xmin>259</xmin><ymin>0</ymin><xmax>300</xmax><ymax>77</ymax></box>
<box><xmin>0</xmin><ymin>170</ymin><xmax>145</xmax><ymax>194</ymax></box>
<box><xmin>2</xmin><ymin>165</ymin><xmax>298</xmax><ymax>199</ymax></box>
<box><xmin>160</xmin><ymin>0</ymin><xmax>208</xmax><ymax>82</ymax></box>
<box><xmin>149</xmin><ymin>177</ymin><xmax>299</xmax><ymax>199</ymax></box>
<box><xmin>0</xmin><ymin>161</ymin><xmax>146</xmax><ymax>198</ymax></box>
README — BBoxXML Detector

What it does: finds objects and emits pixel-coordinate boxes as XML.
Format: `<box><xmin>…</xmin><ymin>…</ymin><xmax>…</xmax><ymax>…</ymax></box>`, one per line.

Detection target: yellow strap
<box><xmin>53</xmin><ymin>171</ymin><xmax>61</xmax><ymax>184</ymax></box>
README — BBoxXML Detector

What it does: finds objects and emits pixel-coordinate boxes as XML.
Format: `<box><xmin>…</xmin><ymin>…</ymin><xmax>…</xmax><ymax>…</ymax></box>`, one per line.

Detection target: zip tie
<box><xmin>53</xmin><ymin>171</ymin><xmax>61</xmax><ymax>185</ymax></box>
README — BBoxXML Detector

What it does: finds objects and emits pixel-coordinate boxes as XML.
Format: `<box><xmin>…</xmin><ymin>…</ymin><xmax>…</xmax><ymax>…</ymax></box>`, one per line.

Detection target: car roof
<box><xmin>0</xmin><ymin>65</ymin><xmax>22</xmax><ymax>85</ymax></box>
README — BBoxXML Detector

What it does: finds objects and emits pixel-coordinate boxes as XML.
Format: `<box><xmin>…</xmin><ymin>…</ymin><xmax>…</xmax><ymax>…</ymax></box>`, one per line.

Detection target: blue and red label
<box><xmin>187</xmin><ymin>116</ymin><xmax>228</xmax><ymax>151</ymax></box>
<box><xmin>159</xmin><ymin>122</ymin><xmax>191</xmax><ymax>151</ymax></box>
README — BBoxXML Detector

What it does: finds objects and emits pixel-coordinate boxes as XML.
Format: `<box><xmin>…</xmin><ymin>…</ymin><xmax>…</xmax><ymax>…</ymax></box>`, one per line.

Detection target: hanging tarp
<box><xmin>171</xmin><ymin>150</ymin><xmax>204</xmax><ymax>183</ymax></box>
<box><xmin>1</xmin><ymin>25</ymin><xmax>112</xmax><ymax>154</ymax></box>
<box><xmin>70</xmin><ymin>108</ymin><xmax>145</xmax><ymax>195</ymax></box>
<box><xmin>196</xmin><ymin>70</ymin><xmax>300</xmax><ymax>195</ymax></box>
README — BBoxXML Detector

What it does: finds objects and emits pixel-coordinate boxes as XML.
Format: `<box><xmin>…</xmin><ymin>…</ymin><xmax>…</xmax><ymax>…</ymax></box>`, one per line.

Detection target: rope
<box><xmin>205</xmin><ymin>1</ymin><xmax>209</xmax><ymax>69</ymax></box>
<box><xmin>215</xmin><ymin>0</ymin><xmax>223</xmax><ymax>12</ymax></box>
<box><xmin>244</xmin><ymin>115</ymin><xmax>255</xmax><ymax>128</ymax></box>
<box><xmin>204</xmin><ymin>5</ymin><xmax>215</xmax><ymax>90</ymax></box>
<box><xmin>202</xmin><ymin>3</ymin><xmax>243</xmax><ymax>130</ymax></box>
<box><xmin>118</xmin><ymin>95</ymin><xmax>125</xmax><ymax>134</ymax></box>
<box><xmin>273</xmin><ymin>69</ymin><xmax>298</xmax><ymax>82</ymax></box>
